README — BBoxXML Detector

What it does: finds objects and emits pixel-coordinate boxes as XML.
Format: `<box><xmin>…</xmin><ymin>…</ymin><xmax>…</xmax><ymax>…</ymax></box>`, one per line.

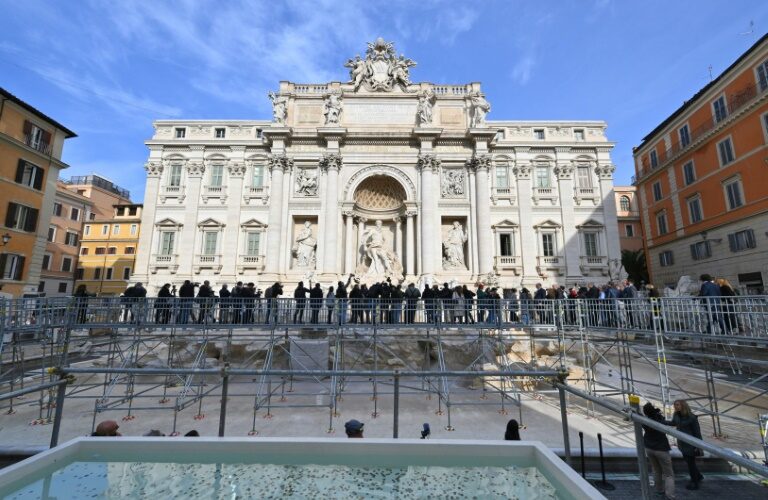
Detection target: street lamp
<box><xmin>1</xmin><ymin>233</ymin><xmax>10</xmax><ymax>246</ymax></box>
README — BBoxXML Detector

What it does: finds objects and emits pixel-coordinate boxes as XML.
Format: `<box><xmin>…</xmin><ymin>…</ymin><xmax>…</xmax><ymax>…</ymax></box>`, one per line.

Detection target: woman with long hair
<box><xmin>504</xmin><ymin>419</ymin><xmax>520</xmax><ymax>441</ymax></box>
<box><xmin>643</xmin><ymin>402</ymin><xmax>675</xmax><ymax>499</ymax></box>
<box><xmin>716</xmin><ymin>278</ymin><xmax>737</xmax><ymax>334</ymax></box>
<box><xmin>672</xmin><ymin>399</ymin><xmax>704</xmax><ymax>490</ymax></box>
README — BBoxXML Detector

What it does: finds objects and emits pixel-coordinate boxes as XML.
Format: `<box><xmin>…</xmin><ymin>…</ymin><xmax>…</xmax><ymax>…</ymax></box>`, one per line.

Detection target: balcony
<box><xmin>237</xmin><ymin>254</ymin><xmax>265</xmax><ymax>274</ymax></box>
<box><xmin>243</xmin><ymin>185</ymin><xmax>269</xmax><ymax>205</ymax></box>
<box><xmin>159</xmin><ymin>185</ymin><xmax>185</xmax><ymax>204</ymax></box>
<box><xmin>202</xmin><ymin>185</ymin><xmax>227</xmax><ymax>204</ymax></box>
<box><xmin>194</xmin><ymin>254</ymin><xmax>222</xmax><ymax>274</ymax></box>
<box><xmin>532</xmin><ymin>187</ymin><xmax>558</xmax><ymax>206</ymax></box>
<box><xmin>25</xmin><ymin>134</ymin><xmax>52</xmax><ymax>155</ymax></box>
<box><xmin>494</xmin><ymin>255</ymin><xmax>522</xmax><ymax>275</ymax></box>
<box><xmin>491</xmin><ymin>187</ymin><xmax>516</xmax><ymax>206</ymax></box>
<box><xmin>573</xmin><ymin>186</ymin><xmax>599</xmax><ymax>206</ymax></box>
<box><xmin>579</xmin><ymin>256</ymin><xmax>608</xmax><ymax>276</ymax></box>
<box><xmin>150</xmin><ymin>254</ymin><xmax>179</xmax><ymax>274</ymax></box>
<box><xmin>536</xmin><ymin>256</ymin><xmax>565</xmax><ymax>277</ymax></box>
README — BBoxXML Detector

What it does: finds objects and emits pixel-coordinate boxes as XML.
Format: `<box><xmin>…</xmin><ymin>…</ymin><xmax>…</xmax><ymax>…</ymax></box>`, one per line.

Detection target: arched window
<box><xmin>619</xmin><ymin>195</ymin><xmax>631</xmax><ymax>212</ymax></box>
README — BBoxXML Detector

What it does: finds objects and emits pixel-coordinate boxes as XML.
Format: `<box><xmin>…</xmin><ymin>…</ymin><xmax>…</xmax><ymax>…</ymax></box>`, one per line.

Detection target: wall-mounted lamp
<box><xmin>0</xmin><ymin>233</ymin><xmax>10</xmax><ymax>246</ymax></box>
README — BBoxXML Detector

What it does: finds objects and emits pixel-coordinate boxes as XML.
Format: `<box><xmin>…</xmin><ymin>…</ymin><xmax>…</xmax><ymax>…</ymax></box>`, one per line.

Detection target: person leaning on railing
<box><xmin>73</xmin><ymin>284</ymin><xmax>94</xmax><ymax>324</ymax></box>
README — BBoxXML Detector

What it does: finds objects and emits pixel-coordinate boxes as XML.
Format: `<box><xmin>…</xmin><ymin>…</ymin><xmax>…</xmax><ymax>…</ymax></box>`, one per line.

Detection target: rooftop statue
<box><xmin>344</xmin><ymin>38</ymin><xmax>416</xmax><ymax>92</ymax></box>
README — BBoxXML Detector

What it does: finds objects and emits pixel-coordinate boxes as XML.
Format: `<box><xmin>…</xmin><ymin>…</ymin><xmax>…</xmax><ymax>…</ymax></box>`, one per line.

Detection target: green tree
<box><xmin>621</xmin><ymin>249</ymin><xmax>649</xmax><ymax>284</ymax></box>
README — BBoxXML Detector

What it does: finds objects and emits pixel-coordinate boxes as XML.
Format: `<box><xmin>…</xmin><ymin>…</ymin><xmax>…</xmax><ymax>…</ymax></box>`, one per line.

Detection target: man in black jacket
<box><xmin>197</xmin><ymin>280</ymin><xmax>214</xmax><ymax>324</ymax></box>
<box><xmin>218</xmin><ymin>284</ymin><xmax>231</xmax><ymax>323</ymax></box>
<box><xmin>309</xmin><ymin>283</ymin><xmax>324</xmax><ymax>324</ymax></box>
<box><xmin>643</xmin><ymin>402</ymin><xmax>675</xmax><ymax>499</ymax></box>
<box><xmin>404</xmin><ymin>283</ymin><xmax>420</xmax><ymax>324</ymax></box>
<box><xmin>178</xmin><ymin>280</ymin><xmax>196</xmax><ymax>324</ymax></box>
<box><xmin>265</xmin><ymin>282</ymin><xmax>283</xmax><ymax>324</ymax></box>
<box><xmin>293</xmin><ymin>281</ymin><xmax>309</xmax><ymax>323</ymax></box>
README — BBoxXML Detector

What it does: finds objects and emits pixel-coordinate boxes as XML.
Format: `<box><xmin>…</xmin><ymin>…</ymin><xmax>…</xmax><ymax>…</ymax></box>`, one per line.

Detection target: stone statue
<box><xmin>469</xmin><ymin>93</ymin><xmax>491</xmax><ymax>128</ymax></box>
<box><xmin>323</xmin><ymin>94</ymin><xmax>343</xmax><ymax>125</ymax></box>
<box><xmin>293</xmin><ymin>221</ymin><xmax>316</xmax><ymax>268</ymax></box>
<box><xmin>295</xmin><ymin>169</ymin><xmax>318</xmax><ymax>196</ymax></box>
<box><xmin>441</xmin><ymin>170</ymin><xmax>465</xmax><ymax>197</ymax></box>
<box><xmin>416</xmin><ymin>89</ymin><xmax>436</xmax><ymax>127</ymax></box>
<box><xmin>345</xmin><ymin>55</ymin><xmax>370</xmax><ymax>91</ymax></box>
<box><xmin>344</xmin><ymin>39</ymin><xmax>417</xmax><ymax>92</ymax></box>
<box><xmin>268</xmin><ymin>91</ymin><xmax>288</xmax><ymax>125</ymax></box>
<box><xmin>358</xmin><ymin>220</ymin><xmax>403</xmax><ymax>281</ymax></box>
<box><xmin>443</xmin><ymin>221</ymin><xmax>468</xmax><ymax>269</ymax></box>
<box><xmin>392</xmin><ymin>54</ymin><xmax>416</xmax><ymax>87</ymax></box>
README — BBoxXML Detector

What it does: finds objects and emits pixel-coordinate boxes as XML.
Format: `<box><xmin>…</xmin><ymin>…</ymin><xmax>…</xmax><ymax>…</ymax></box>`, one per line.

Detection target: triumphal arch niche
<box><xmin>136</xmin><ymin>38</ymin><xmax>621</xmax><ymax>292</ymax></box>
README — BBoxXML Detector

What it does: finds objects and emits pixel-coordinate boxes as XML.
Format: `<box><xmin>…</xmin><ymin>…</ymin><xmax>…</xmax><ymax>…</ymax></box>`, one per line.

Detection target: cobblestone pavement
<box><xmin>592</xmin><ymin>475</ymin><xmax>767</xmax><ymax>499</ymax></box>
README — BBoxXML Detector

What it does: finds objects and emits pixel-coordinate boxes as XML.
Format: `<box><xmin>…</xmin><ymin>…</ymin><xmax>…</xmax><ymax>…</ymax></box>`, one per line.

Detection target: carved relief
<box><xmin>441</xmin><ymin>169</ymin><xmax>465</xmax><ymax>198</ymax></box>
<box><xmin>295</xmin><ymin>168</ymin><xmax>319</xmax><ymax>197</ymax></box>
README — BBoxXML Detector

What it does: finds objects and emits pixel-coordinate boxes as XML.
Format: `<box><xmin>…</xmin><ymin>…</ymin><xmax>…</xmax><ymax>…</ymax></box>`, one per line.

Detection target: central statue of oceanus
<box><xmin>356</xmin><ymin>220</ymin><xmax>404</xmax><ymax>282</ymax></box>
<box><xmin>344</xmin><ymin>38</ymin><xmax>416</xmax><ymax>92</ymax></box>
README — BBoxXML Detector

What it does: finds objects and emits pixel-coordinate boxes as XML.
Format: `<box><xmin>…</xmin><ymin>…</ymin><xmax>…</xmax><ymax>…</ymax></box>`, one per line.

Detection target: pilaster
<box><xmin>177</xmin><ymin>146</ymin><xmax>205</xmax><ymax>277</ymax></box>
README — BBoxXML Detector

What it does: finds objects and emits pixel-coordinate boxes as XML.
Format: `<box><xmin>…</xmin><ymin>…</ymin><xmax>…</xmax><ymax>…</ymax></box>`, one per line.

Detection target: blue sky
<box><xmin>1</xmin><ymin>0</ymin><xmax>766</xmax><ymax>201</ymax></box>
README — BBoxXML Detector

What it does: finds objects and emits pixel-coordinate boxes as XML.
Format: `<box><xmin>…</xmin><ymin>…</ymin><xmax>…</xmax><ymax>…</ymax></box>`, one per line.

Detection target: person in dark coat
<box><xmin>73</xmin><ymin>284</ymin><xmax>93</xmax><ymax>324</ymax></box>
<box><xmin>197</xmin><ymin>280</ymin><xmax>214</xmax><ymax>324</ymax></box>
<box><xmin>404</xmin><ymin>283</ymin><xmax>420</xmax><ymax>324</ymax></box>
<box><xmin>156</xmin><ymin>283</ymin><xmax>173</xmax><ymax>324</ymax></box>
<box><xmin>462</xmin><ymin>285</ymin><xmax>476</xmax><ymax>324</ymax></box>
<box><xmin>643</xmin><ymin>402</ymin><xmax>675</xmax><ymax>499</ymax></box>
<box><xmin>309</xmin><ymin>283</ymin><xmax>324</xmax><ymax>324</ymax></box>
<box><xmin>293</xmin><ymin>281</ymin><xmax>309</xmax><ymax>324</ymax></box>
<box><xmin>335</xmin><ymin>275</ymin><xmax>352</xmax><ymax>324</ymax></box>
<box><xmin>671</xmin><ymin>399</ymin><xmax>704</xmax><ymax>490</ymax></box>
<box><xmin>177</xmin><ymin>280</ymin><xmax>196</xmax><ymax>324</ymax></box>
<box><xmin>391</xmin><ymin>283</ymin><xmax>404</xmax><ymax>324</ymax></box>
<box><xmin>504</xmin><ymin>419</ymin><xmax>520</xmax><ymax>441</ymax></box>
<box><xmin>218</xmin><ymin>284</ymin><xmax>231</xmax><ymax>324</ymax></box>
<box><xmin>699</xmin><ymin>274</ymin><xmax>725</xmax><ymax>334</ymax></box>
<box><xmin>423</xmin><ymin>284</ymin><xmax>434</xmax><ymax>323</ymax></box>
<box><xmin>717</xmin><ymin>278</ymin><xmax>737</xmax><ymax>334</ymax></box>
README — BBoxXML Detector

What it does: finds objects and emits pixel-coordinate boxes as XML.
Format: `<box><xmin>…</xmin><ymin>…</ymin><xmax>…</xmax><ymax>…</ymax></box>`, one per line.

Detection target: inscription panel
<box><xmin>344</xmin><ymin>101</ymin><xmax>418</xmax><ymax>125</ymax></box>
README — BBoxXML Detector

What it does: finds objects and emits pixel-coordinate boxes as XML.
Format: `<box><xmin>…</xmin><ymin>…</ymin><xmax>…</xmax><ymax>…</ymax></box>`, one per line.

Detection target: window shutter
<box><xmin>690</xmin><ymin>244</ymin><xmax>697</xmax><ymax>260</ymax></box>
<box><xmin>668</xmin><ymin>253</ymin><xmax>674</xmax><ymax>265</ymax></box>
<box><xmin>15</xmin><ymin>160</ymin><xmax>25</xmax><ymax>183</ymax></box>
<box><xmin>14</xmin><ymin>256</ymin><xmax>25</xmax><ymax>280</ymax></box>
<box><xmin>0</xmin><ymin>254</ymin><xmax>6</xmax><ymax>278</ymax></box>
<box><xmin>747</xmin><ymin>229</ymin><xmax>756</xmax><ymax>248</ymax></box>
<box><xmin>759</xmin><ymin>65</ymin><xmax>768</xmax><ymax>91</ymax></box>
<box><xmin>41</xmin><ymin>130</ymin><xmax>52</xmax><ymax>147</ymax></box>
<box><xmin>24</xmin><ymin>207</ymin><xmax>39</xmax><ymax>232</ymax></box>
<box><xmin>728</xmin><ymin>233</ymin><xmax>737</xmax><ymax>252</ymax></box>
<box><xmin>23</xmin><ymin>120</ymin><xmax>32</xmax><ymax>136</ymax></box>
<box><xmin>5</xmin><ymin>203</ymin><xmax>17</xmax><ymax>228</ymax></box>
<box><xmin>33</xmin><ymin>167</ymin><xmax>44</xmax><ymax>190</ymax></box>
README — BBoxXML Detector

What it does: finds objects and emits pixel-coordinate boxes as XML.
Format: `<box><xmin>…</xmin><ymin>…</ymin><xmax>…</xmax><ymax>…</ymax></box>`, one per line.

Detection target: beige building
<box><xmin>614</xmin><ymin>186</ymin><xmax>643</xmax><ymax>253</ymax></box>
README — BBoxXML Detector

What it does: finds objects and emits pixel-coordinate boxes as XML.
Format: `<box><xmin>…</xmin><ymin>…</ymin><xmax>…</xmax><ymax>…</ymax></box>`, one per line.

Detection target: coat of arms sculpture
<box><xmin>344</xmin><ymin>38</ymin><xmax>416</xmax><ymax>92</ymax></box>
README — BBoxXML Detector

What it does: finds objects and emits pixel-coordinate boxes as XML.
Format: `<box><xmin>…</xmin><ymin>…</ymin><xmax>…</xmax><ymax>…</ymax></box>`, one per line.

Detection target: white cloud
<box><xmin>511</xmin><ymin>54</ymin><xmax>536</xmax><ymax>85</ymax></box>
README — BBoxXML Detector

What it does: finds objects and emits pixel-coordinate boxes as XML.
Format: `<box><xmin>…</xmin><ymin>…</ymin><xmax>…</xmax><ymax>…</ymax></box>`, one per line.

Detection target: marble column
<box><xmin>597</xmin><ymin>164</ymin><xmax>621</xmax><ymax>265</ymax></box>
<box><xmin>178</xmin><ymin>157</ymin><xmax>205</xmax><ymax>276</ymax></box>
<box><xmin>344</xmin><ymin>211</ymin><xmax>355</xmax><ymax>274</ymax></box>
<box><xmin>221</xmin><ymin>159</ymin><xmax>245</xmax><ymax>278</ymax></box>
<box><xmin>321</xmin><ymin>155</ymin><xmax>341</xmax><ymax>276</ymax></box>
<box><xmin>473</xmin><ymin>155</ymin><xmax>493</xmax><ymax>274</ymax></box>
<box><xmin>394</xmin><ymin>216</ymin><xmax>402</xmax><ymax>263</ymax></box>
<box><xmin>418</xmin><ymin>154</ymin><xmax>440</xmax><ymax>276</ymax></box>
<box><xmin>133</xmin><ymin>159</ymin><xmax>163</xmax><ymax>283</ymax></box>
<box><xmin>514</xmin><ymin>161</ymin><xmax>538</xmax><ymax>284</ymax></box>
<box><xmin>405</xmin><ymin>211</ymin><xmax>415</xmax><ymax>277</ymax></box>
<box><xmin>356</xmin><ymin>218</ymin><xmax>367</xmax><ymax>270</ymax></box>
<box><xmin>468</xmin><ymin>168</ymin><xmax>479</xmax><ymax>276</ymax></box>
<box><xmin>264</xmin><ymin>155</ymin><xmax>288</xmax><ymax>275</ymax></box>
<box><xmin>555</xmin><ymin>160</ymin><xmax>581</xmax><ymax>280</ymax></box>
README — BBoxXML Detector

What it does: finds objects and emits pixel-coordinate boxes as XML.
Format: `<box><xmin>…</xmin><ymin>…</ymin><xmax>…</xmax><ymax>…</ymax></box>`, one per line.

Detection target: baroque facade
<box><xmin>134</xmin><ymin>39</ymin><xmax>621</xmax><ymax>292</ymax></box>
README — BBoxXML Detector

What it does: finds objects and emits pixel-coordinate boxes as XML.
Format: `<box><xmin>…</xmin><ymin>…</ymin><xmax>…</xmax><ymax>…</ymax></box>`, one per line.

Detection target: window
<box><xmin>169</xmin><ymin>164</ymin><xmax>182</xmax><ymax>187</ymax></box>
<box><xmin>534</xmin><ymin>129</ymin><xmax>545</xmax><ymax>140</ymax></box>
<box><xmin>95</xmin><ymin>247</ymin><xmax>106</xmax><ymax>255</ymax></box>
<box><xmin>42</xmin><ymin>253</ymin><xmax>51</xmax><ymax>270</ymax></box>
<box><xmin>534</xmin><ymin>167</ymin><xmax>550</xmax><ymax>188</ymax></box>
<box><xmin>687</xmin><ymin>196</ymin><xmax>703</xmax><ymax>224</ymax></box>
<box><xmin>106</xmin><ymin>268</ymin><xmax>113</xmax><ymax>280</ymax></box>
<box><xmin>690</xmin><ymin>241</ymin><xmax>712</xmax><ymax>260</ymax></box>
<box><xmin>499</xmin><ymin>233</ymin><xmax>514</xmax><ymax>256</ymax></box>
<box><xmin>683</xmin><ymin>161</ymin><xmax>696</xmax><ymax>185</ymax></box>
<box><xmin>717</xmin><ymin>137</ymin><xmax>735</xmax><ymax>166</ymax></box>
<box><xmin>5</xmin><ymin>203</ymin><xmax>39</xmax><ymax>232</ymax></box>
<box><xmin>130</xmin><ymin>224</ymin><xmax>138</xmax><ymax>236</ymax></box>
<box><xmin>650</xmin><ymin>150</ymin><xmax>658</xmax><ymax>168</ymax></box>
<box><xmin>652</xmin><ymin>182</ymin><xmax>662</xmax><ymax>201</ymax></box>
<box><xmin>202</xmin><ymin>231</ymin><xmax>218</xmax><ymax>255</ymax></box>
<box><xmin>53</xmin><ymin>202</ymin><xmax>62</xmax><ymax>217</ymax></box>
<box><xmin>84</xmin><ymin>225</ymin><xmax>91</xmax><ymax>236</ymax></box>
<box><xmin>108</xmin><ymin>247</ymin><xmax>117</xmax><ymax>255</ymax></box>
<box><xmin>23</xmin><ymin>121</ymin><xmax>49</xmax><ymax>152</ymax></box>
<box><xmin>116</xmin><ymin>206</ymin><xmax>126</xmax><ymax>216</ymax></box>
<box><xmin>252</xmin><ymin>166</ymin><xmax>264</xmax><ymax>187</ymax></box>
<box><xmin>128</xmin><ymin>206</ymin><xmax>138</xmax><ymax>216</ymax></box>
<box><xmin>210</xmin><ymin>164</ymin><xmax>224</xmax><ymax>187</ymax></box>
<box><xmin>625</xmin><ymin>224</ymin><xmax>634</xmax><ymax>237</ymax></box>
<box><xmin>58</xmin><ymin>282</ymin><xmax>67</xmax><ymax>293</ymax></box>
<box><xmin>122</xmin><ymin>267</ymin><xmax>131</xmax><ymax>280</ymax></box>
<box><xmin>576</xmin><ymin>166</ymin><xmax>592</xmax><ymax>188</ymax></box>
<box><xmin>541</xmin><ymin>233</ymin><xmax>555</xmax><ymax>257</ymax></box>
<box><xmin>574</xmin><ymin>129</ymin><xmax>585</xmax><ymax>141</ymax></box>
<box><xmin>656</xmin><ymin>212</ymin><xmax>668</xmax><ymax>235</ymax></box>
<box><xmin>583</xmin><ymin>233</ymin><xmax>599</xmax><ymax>257</ymax></box>
<box><xmin>75</xmin><ymin>268</ymin><xmax>84</xmax><ymax>280</ymax></box>
<box><xmin>160</xmin><ymin>231</ymin><xmax>175</xmax><ymax>255</ymax></box>
<box><xmin>15</xmin><ymin>160</ymin><xmax>44</xmax><ymax>190</ymax></box>
<box><xmin>113</xmin><ymin>224</ymin><xmax>120</xmax><ymax>235</ymax></box>
<box><xmin>659</xmin><ymin>250</ymin><xmax>674</xmax><ymax>267</ymax></box>
<box><xmin>89</xmin><ymin>212</ymin><xmax>96</xmax><ymax>221</ymax></box>
<box><xmin>758</xmin><ymin>59</ymin><xmax>768</xmax><ymax>91</ymax></box>
<box><xmin>81</xmin><ymin>247</ymin><xmax>89</xmax><ymax>255</ymax></box>
<box><xmin>38</xmin><ymin>281</ymin><xmax>45</xmax><ymax>292</ymax></box>
<box><xmin>101</xmin><ymin>225</ymin><xmax>109</xmax><ymax>235</ymax></box>
<box><xmin>215</xmin><ymin>128</ymin><xmax>226</xmax><ymax>138</ymax></box>
<box><xmin>47</xmin><ymin>226</ymin><xmax>56</xmax><ymax>242</ymax></box>
<box><xmin>125</xmin><ymin>246</ymin><xmax>135</xmax><ymax>255</ymax></box>
<box><xmin>175</xmin><ymin>127</ymin><xmax>186</xmax><ymax>138</ymax></box>
<box><xmin>70</xmin><ymin>207</ymin><xmax>80</xmax><ymax>221</ymax></box>
<box><xmin>679</xmin><ymin>124</ymin><xmax>691</xmax><ymax>148</ymax></box>
<box><xmin>763</xmin><ymin>113</ymin><xmax>768</xmax><ymax>142</ymax></box>
<box><xmin>61</xmin><ymin>257</ymin><xmax>72</xmax><ymax>273</ymax></box>
<box><xmin>496</xmin><ymin>166</ymin><xmax>509</xmax><ymax>188</ymax></box>
<box><xmin>64</xmin><ymin>231</ymin><xmax>79</xmax><ymax>246</ymax></box>
<box><xmin>256</xmin><ymin>128</ymin><xmax>263</xmax><ymax>139</ymax></box>
<box><xmin>619</xmin><ymin>195</ymin><xmax>631</xmax><ymax>211</ymax></box>
<box><xmin>724</xmin><ymin>178</ymin><xmax>744</xmax><ymax>210</ymax></box>
<box><xmin>246</xmin><ymin>232</ymin><xmax>260</xmax><ymax>256</ymax></box>
<box><xmin>93</xmin><ymin>268</ymin><xmax>102</xmax><ymax>280</ymax></box>
<box><xmin>0</xmin><ymin>254</ymin><xmax>24</xmax><ymax>280</ymax></box>
<box><xmin>713</xmin><ymin>95</ymin><xmax>728</xmax><ymax>123</ymax></box>
<box><xmin>729</xmin><ymin>229</ymin><xmax>756</xmax><ymax>252</ymax></box>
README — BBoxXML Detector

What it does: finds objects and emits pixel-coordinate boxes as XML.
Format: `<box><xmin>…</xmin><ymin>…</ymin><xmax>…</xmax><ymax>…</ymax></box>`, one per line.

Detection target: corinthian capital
<box><xmin>227</xmin><ymin>162</ymin><xmax>247</xmax><ymax>177</ymax></box>
<box><xmin>267</xmin><ymin>153</ymin><xmax>293</xmax><ymax>172</ymax></box>
<box><xmin>417</xmin><ymin>153</ymin><xmax>441</xmax><ymax>173</ymax></box>
<box><xmin>466</xmin><ymin>153</ymin><xmax>491</xmax><ymax>172</ymax></box>
<box><xmin>144</xmin><ymin>161</ymin><xmax>164</xmax><ymax>177</ymax></box>
<box><xmin>512</xmin><ymin>162</ymin><xmax>532</xmax><ymax>179</ymax></box>
<box><xmin>319</xmin><ymin>153</ymin><xmax>342</xmax><ymax>171</ymax></box>
<box><xmin>553</xmin><ymin>163</ymin><xmax>574</xmax><ymax>179</ymax></box>
<box><xmin>595</xmin><ymin>164</ymin><xmax>616</xmax><ymax>180</ymax></box>
<box><xmin>186</xmin><ymin>161</ymin><xmax>205</xmax><ymax>177</ymax></box>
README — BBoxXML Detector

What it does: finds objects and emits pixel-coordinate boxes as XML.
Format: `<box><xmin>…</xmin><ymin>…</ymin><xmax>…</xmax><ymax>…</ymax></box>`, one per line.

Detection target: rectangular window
<box><xmin>252</xmin><ymin>166</ymin><xmax>264</xmax><ymax>187</ymax></box>
<box><xmin>106</xmin><ymin>268</ymin><xmax>113</xmax><ymax>280</ymax></box>
<box><xmin>42</xmin><ymin>253</ymin><xmax>51</xmax><ymax>270</ymax></box>
<box><xmin>122</xmin><ymin>267</ymin><xmax>131</xmax><ymax>280</ymax></box>
<box><xmin>0</xmin><ymin>254</ymin><xmax>25</xmax><ymax>280</ymax></box>
<box><xmin>499</xmin><ymin>233</ymin><xmax>514</xmax><ymax>256</ymax></box>
<box><xmin>535</xmin><ymin>167</ymin><xmax>550</xmax><ymax>188</ymax></box>
<box><xmin>47</xmin><ymin>226</ymin><xmax>56</xmax><ymax>242</ymax></box>
<box><xmin>112</xmin><ymin>224</ymin><xmax>120</xmax><ymax>235</ymax></box>
<box><xmin>659</xmin><ymin>250</ymin><xmax>674</xmax><ymax>267</ymax></box>
<box><xmin>58</xmin><ymin>282</ymin><xmax>67</xmax><ymax>293</ymax></box>
<box><xmin>24</xmin><ymin>121</ymin><xmax>48</xmax><ymax>151</ymax></box>
<box><xmin>5</xmin><ymin>203</ymin><xmax>39</xmax><ymax>232</ymax></box>
<box><xmin>534</xmin><ymin>129</ymin><xmax>545</xmax><ymax>140</ymax></box>
<box><xmin>95</xmin><ymin>247</ymin><xmax>106</xmax><ymax>255</ymax></box>
<box><xmin>656</xmin><ymin>212</ymin><xmax>668</xmax><ymax>235</ymax></box>
<box><xmin>202</xmin><ymin>231</ymin><xmax>218</xmax><ymax>255</ymax></box>
<box><xmin>679</xmin><ymin>124</ymin><xmax>691</xmax><ymax>148</ymax></box>
<box><xmin>93</xmin><ymin>268</ymin><xmax>102</xmax><ymax>280</ymax></box>
<box><xmin>160</xmin><ymin>231</ymin><xmax>175</xmax><ymax>255</ymax></box>
<box><xmin>215</xmin><ymin>128</ymin><xmax>226</xmax><ymax>138</ymax></box>
<box><xmin>577</xmin><ymin>166</ymin><xmax>592</xmax><ymax>188</ymax></box>
<box><xmin>81</xmin><ymin>247</ymin><xmax>89</xmax><ymax>255</ymax></box>
<box><xmin>652</xmin><ymin>181</ymin><xmax>662</xmax><ymax>201</ymax></box>
<box><xmin>210</xmin><ymin>164</ymin><xmax>224</xmax><ymax>187</ymax></box>
<box><xmin>130</xmin><ymin>224</ymin><xmax>137</xmax><ymax>236</ymax></box>
<box><xmin>650</xmin><ymin>150</ymin><xmax>658</xmax><ymax>168</ymax></box>
<box><xmin>169</xmin><ymin>164</ymin><xmax>182</xmax><ymax>187</ymax></box>
<box><xmin>75</xmin><ymin>268</ymin><xmax>84</xmax><ymax>280</ymax></box>
<box><xmin>108</xmin><ymin>247</ymin><xmax>117</xmax><ymax>255</ymax></box>
<box><xmin>256</xmin><ymin>128</ymin><xmax>263</xmax><ymax>138</ymax></box>
<box><xmin>583</xmin><ymin>233</ymin><xmax>599</xmax><ymax>257</ymax></box>
<box><xmin>53</xmin><ymin>202</ymin><xmax>62</xmax><ymax>217</ymax></box>
<box><xmin>687</xmin><ymin>197</ymin><xmax>703</xmax><ymax>224</ymax></box>
<box><xmin>717</xmin><ymin>137</ymin><xmax>735</xmax><ymax>166</ymax></box>
<box><xmin>713</xmin><ymin>95</ymin><xmax>728</xmax><ymax>123</ymax></box>
<box><xmin>728</xmin><ymin>229</ymin><xmax>756</xmax><ymax>252</ymax></box>
<box><xmin>690</xmin><ymin>241</ymin><xmax>712</xmax><ymax>260</ymax></box>
<box><xmin>116</xmin><ymin>206</ymin><xmax>126</xmax><ymax>216</ymax></box>
<box><xmin>61</xmin><ymin>257</ymin><xmax>72</xmax><ymax>273</ymax></box>
<box><xmin>246</xmin><ymin>232</ymin><xmax>261</xmax><ymax>256</ymax></box>
<box><xmin>625</xmin><ymin>224</ymin><xmax>634</xmax><ymax>237</ymax></box>
<box><xmin>125</xmin><ymin>246</ymin><xmax>135</xmax><ymax>255</ymax></box>
<box><xmin>128</xmin><ymin>206</ymin><xmax>138</xmax><ymax>216</ymax></box>
<box><xmin>84</xmin><ymin>225</ymin><xmax>91</xmax><ymax>236</ymax></box>
<box><xmin>758</xmin><ymin>59</ymin><xmax>768</xmax><ymax>91</ymax></box>
<box><xmin>64</xmin><ymin>231</ymin><xmax>79</xmax><ymax>246</ymax></box>
<box><xmin>574</xmin><ymin>129</ymin><xmax>585</xmax><ymax>141</ymax></box>
<box><xmin>724</xmin><ymin>178</ymin><xmax>744</xmax><ymax>210</ymax></box>
<box><xmin>496</xmin><ymin>166</ymin><xmax>509</xmax><ymax>189</ymax></box>
<box><xmin>101</xmin><ymin>225</ymin><xmax>109</xmax><ymax>235</ymax></box>
<box><xmin>541</xmin><ymin>233</ymin><xmax>555</xmax><ymax>257</ymax></box>
<box><xmin>175</xmin><ymin>127</ymin><xmax>186</xmax><ymax>138</ymax></box>
<box><xmin>15</xmin><ymin>160</ymin><xmax>44</xmax><ymax>190</ymax></box>
<box><xmin>683</xmin><ymin>161</ymin><xmax>696</xmax><ymax>185</ymax></box>
<box><xmin>70</xmin><ymin>207</ymin><xmax>80</xmax><ymax>221</ymax></box>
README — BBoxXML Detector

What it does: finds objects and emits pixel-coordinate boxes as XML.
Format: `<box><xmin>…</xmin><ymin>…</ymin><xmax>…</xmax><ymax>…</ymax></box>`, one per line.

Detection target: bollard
<box><xmin>218</xmin><ymin>371</ymin><xmax>229</xmax><ymax>438</ymax></box>
<box><xmin>579</xmin><ymin>431</ymin><xmax>585</xmax><ymax>478</ymax></box>
<box><xmin>592</xmin><ymin>433</ymin><xmax>615</xmax><ymax>491</ymax></box>
<box><xmin>629</xmin><ymin>394</ymin><xmax>652</xmax><ymax>500</ymax></box>
<box><xmin>558</xmin><ymin>385</ymin><xmax>572</xmax><ymax>465</ymax></box>
<box><xmin>393</xmin><ymin>371</ymin><xmax>400</xmax><ymax>439</ymax></box>
<box><xmin>49</xmin><ymin>378</ymin><xmax>68</xmax><ymax>448</ymax></box>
